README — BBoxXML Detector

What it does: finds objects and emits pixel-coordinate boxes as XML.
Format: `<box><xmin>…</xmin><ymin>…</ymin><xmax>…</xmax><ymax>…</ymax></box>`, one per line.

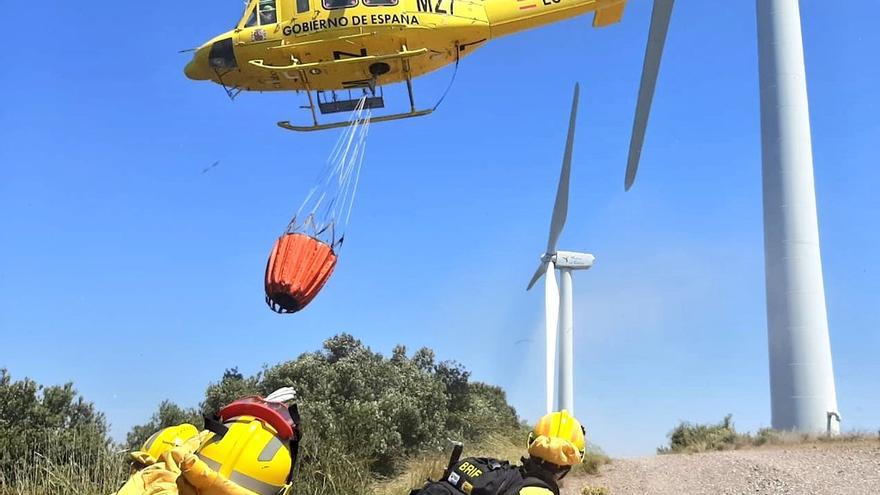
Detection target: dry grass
<box><xmin>0</xmin><ymin>430</ymin><xmax>128</xmax><ymax>495</ymax></box>
<box><xmin>734</xmin><ymin>429</ymin><xmax>880</xmax><ymax>451</ymax></box>
<box><xmin>371</xmin><ymin>452</ymin><xmax>447</xmax><ymax>495</ymax></box>
<box><xmin>0</xmin><ymin>429</ymin><xmax>616</xmax><ymax>495</ymax></box>
<box><xmin>659</xmin><ymin>416</ymin><xmax>880</xmax><ymax>455</ymax></box>
<box><xmin>578</xmin><ymin>449</ymin><xmax>612</xmax><ymax>476</ymax></box>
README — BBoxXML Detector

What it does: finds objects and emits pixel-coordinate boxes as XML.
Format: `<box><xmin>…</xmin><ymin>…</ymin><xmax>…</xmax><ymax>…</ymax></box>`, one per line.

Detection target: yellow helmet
<box><xmin>197</xmin><ymin>396</ymin><xmax>301</xmax><ymax>495</ymax></box>
<box><xmin>527</xmin><ymin>410</ymin><xmax>586</xmax><ymax>467</ymax></box>
<box><xmin>141</xmin><ymin>423</ymin><xmax>200</xmax><ymax>461</ymax></box>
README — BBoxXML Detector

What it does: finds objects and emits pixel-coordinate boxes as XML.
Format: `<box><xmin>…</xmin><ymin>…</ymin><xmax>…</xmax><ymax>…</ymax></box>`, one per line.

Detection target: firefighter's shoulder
<box><xmin>519</xmin><ymin>486</ymin><xmax>555</xmax><ymax>495</ymax></box>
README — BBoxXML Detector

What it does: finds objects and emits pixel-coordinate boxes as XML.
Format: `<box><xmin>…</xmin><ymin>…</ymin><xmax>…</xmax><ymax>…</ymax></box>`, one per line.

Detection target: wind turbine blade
<box><xmin>544</xmin><ymin>261</ymin><xmax>559</xmax><ymax>413</ymax></box>
<box><xmin>625</xmin><ymin>0</ymin><xmax>674</xmax><ymax>191</ymax></box>
<box><xmin>526</xmin><ymin>262</ymin><xmax>547</xmax><ymax>291</ymax></box>
<box><xmin>546</xmin><ymin>83</ymin><xmax>580</xmax><ymax>254</ymax></box>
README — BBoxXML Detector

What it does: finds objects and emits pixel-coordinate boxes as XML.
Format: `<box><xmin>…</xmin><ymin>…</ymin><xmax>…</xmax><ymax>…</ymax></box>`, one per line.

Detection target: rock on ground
<box><xmin>566</xmin><ymin>441</ymin><xmax>880</xmax><ymax>495</ymax></box>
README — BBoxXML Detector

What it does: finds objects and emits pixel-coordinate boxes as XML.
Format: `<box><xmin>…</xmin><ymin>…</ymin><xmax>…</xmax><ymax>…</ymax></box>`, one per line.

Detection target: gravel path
<box><xmin>566</xmin><ymin>441</ymin><xmax>880</xmax><ymax>495</ymax></box>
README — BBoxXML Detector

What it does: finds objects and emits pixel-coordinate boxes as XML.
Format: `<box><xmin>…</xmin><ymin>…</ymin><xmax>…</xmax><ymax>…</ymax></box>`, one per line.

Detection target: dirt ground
<box><xmin>566</xmin><ymin>441</ymin><xmax>880</xmax><ymax>495</ymax></box>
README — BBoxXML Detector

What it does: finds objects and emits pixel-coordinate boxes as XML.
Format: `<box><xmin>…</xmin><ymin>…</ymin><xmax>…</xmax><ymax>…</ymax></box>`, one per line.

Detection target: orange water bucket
<box><xmin>265</xmin><ymin>233</ymin><xmax>338</xmax><ymax>313</ymax></box>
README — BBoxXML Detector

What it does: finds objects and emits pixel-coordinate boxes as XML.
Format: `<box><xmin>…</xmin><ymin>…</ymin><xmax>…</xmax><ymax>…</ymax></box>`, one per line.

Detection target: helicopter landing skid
<box><xmin>278</xmin><ymin>108</ymin><xmax>433</xmax><ymax>132</ymax></box>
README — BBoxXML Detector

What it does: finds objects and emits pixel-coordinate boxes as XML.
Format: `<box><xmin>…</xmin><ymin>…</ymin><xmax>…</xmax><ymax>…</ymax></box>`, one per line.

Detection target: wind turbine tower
<box><xmin>527</xmin><ymin>84</ymin><xmax>594</xmax><ymax>415</ymax></box>
<box><xmin>624</xmin><ymin>0</ymin><xmax>840</xmax><ymax>433</ymax></box>
<box><xmin>756</xmin><ymin>0</ymin><xmax>839</xmax><ymax>433</ymax></box>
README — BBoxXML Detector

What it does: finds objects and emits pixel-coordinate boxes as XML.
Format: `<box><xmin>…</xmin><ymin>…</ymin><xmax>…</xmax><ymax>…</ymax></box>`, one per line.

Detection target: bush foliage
<box><xmin>2</xmin><ymin>334</ymin><xmax>527</xmax><ymax>495</ymax></box>
<box><xmin>125</xmin><ymin>400</ymin><xmax>202</xmax><ymax>450</ymax></box>
<box><xmin>658</xmin><ymin>414</ymin><xmax>874</xmax><ymax>454</ymax></box>
<box><xmin>661</xmin><ymin>414</ymin><xmax>737</xmax><ymax>453</ymax></box>
<box><xmin>200</xmin><ymin>334</ymin><xmax>521</xmax><ymax>478</ymax></box>
<box><xmin>579</xmin><ymin>447</ymin><xmax>612</xmax><ymax>476</ymax></box>
<box><xmin>0</xmin><ymin>368</ymin><xmax>124</xmax><ymax>494</ymax></box>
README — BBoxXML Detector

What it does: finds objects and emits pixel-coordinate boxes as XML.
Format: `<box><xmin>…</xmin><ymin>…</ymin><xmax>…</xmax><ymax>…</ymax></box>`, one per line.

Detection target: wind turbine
<box><xmin>526</xmin><ymin>83</ymin><xmax>595</xmax><ymax>415</ymax></box>
<box><xmin>623</xmin><ymin>0</ymin><xmax>840</xmax><ymax>434</ymax></box>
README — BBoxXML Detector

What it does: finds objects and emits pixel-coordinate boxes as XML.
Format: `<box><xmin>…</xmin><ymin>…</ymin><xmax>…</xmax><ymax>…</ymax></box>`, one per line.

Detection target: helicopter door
<box><xmin>236</xmin><ymin>0</ymin><xmax>279</xmax><ymax>45</ymax></box>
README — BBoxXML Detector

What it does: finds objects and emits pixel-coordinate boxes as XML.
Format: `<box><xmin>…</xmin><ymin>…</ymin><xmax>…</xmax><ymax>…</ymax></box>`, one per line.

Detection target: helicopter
<box><xmin>184</xmin><ymin>0</ymin><xmax>633</xmax><ymax>131</ymax></box>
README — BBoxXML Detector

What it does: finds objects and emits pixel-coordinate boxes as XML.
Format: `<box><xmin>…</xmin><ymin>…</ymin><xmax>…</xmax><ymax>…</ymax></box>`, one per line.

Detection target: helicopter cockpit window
<box><xmin>323</xmin><ymin>0</ymin><xmax>357</xmax><ymax>9</ymax></box>
<box><xmin>296</xmin><ymin>0</ymin><xmax>310</xmax><ymax>13</ymax></box>
<box><xmin>244</xmin><ymin>6</ymin><xmax>258</xmax><ymax>27</ymax></box>
<box><xmin>364</xmin><ymin>0</ymin><xmax>397</xmax><ymax>5</ymax></box>
<box><xmin>259</xmin><ymin>0</ymin><xmax>278</xmax><ymax>24</ymax></box>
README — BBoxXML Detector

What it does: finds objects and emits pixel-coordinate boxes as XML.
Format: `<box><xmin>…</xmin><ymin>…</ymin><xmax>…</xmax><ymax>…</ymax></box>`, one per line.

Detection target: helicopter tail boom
<box><xmin>485</xmin><ymin>0</ymin><xmax>626</xmax><ymax>39</ymax></box>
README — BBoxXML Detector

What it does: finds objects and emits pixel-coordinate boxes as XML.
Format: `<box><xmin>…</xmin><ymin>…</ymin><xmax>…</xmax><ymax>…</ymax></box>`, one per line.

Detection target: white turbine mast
<box><xmin>526</xmin><ymin>83</ymin><xmax>595</xmax><ymax>415</ymax></box>
<box><xmin>623</xmin><ymin>0</ymin><xmax>840</xmax><ymax>433</ymax></box>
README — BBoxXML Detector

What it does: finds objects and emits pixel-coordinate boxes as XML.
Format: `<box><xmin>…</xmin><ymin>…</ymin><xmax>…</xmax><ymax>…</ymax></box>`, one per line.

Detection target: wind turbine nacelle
<box><xmin>554</xmin><ymin>251</ymin><xmax>595</xmax><ymax>270</ymax></box>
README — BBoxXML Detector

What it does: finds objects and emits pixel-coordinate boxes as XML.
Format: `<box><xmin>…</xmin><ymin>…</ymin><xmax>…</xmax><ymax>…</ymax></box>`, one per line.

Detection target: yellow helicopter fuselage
<box><xmin>185</xmin><ymin>0</ymin><xmax>627</xmax><ymax>92</ymax></box>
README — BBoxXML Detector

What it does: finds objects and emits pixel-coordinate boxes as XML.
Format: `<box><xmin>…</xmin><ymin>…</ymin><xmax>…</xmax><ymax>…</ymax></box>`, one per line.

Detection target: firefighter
<box><xmin>412</xmin><ymin>410</ymin><xmax>587</xmax><ymax>495</ymax></box>
<box><xmin>116</xmin><ymin>388</ymin><xmax>300</xmax><ymax>495</ymax></box>
<box><xmin>518</xmin><ymin>409</ymin><xmax>587</xmax><ymax>494</ymax></box>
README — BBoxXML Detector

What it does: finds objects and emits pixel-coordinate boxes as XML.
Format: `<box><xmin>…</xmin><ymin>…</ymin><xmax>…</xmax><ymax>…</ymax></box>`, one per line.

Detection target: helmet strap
<box><xmin>286</xmin><ymin>403</ymin><xmax>302</xmax><ymax>482</ymax></box>
<box><xmin>524</xmin><ymin>456</ymin><xmax>569</xmax><ymax>481</ymax></box>
<box><xmin>203</xmin><ymin>415</ymin><xmax>230</xmax><ymax>437</ymax></box>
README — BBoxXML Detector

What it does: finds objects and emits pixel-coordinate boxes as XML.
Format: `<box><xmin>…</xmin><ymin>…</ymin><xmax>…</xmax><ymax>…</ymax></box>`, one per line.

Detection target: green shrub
<box><xmin>659</xmin><ymin>415</ymin><xmax>877</xmax><ymax>454</ymax></box>
<box><xmin>0</xmin><ymin>369</ymin><xmax>116</xmax><ymax>490</ymax></box>
<box><xmin>579</xmin><ymin>447</ymin><xmax>612</xmax><ymax>476</ymax></box>
<box><xmin>0</xmin><ymin>428</ymin><xmax>127</xmax><ymax>495</ymax></box>
<box><xmin>1</xmin><ymin>334</ymin><xmax>527</xmax><ymax>495</ymax></box>
<box><xmin>201</xmin><ymin>367</ymin><xmax>262</xmax><ymax>418</ymax></box>
<box><xmin>0</xmin><ymin>369</ymin><xmax>125</xmax><ymax>495</ymax></box>
<box><xmin>660</xmin><ymin>414</ymin><xmax>737</xmax><ymax>453</ymax></box>
<box><xmin>744</xmin><ymin>428</ymin><xmax>875</xmax><ymax>448</ymax></box>
<box><xmin>202</xmin><ymin>334</ymin><xmax>521</xmax><ymax>477</ymax></box>
<box><xmin>125</xmin><ymin>400</ymin><xmax>202</xmax><ymax>450</ymax></box>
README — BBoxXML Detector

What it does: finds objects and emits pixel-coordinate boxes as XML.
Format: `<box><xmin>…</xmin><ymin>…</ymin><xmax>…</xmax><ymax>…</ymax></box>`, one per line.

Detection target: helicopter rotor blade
<box><xmin>625</xmin><ymin>0</ymin><xmax>675</xmax><ymax>191</ymax></box>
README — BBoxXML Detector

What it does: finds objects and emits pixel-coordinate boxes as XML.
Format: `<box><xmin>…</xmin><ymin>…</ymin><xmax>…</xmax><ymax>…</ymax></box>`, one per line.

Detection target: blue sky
<box><xmin>1</xmin><ymin>1</ymin><xmax>878</xmax><ymax>456</ymax></box>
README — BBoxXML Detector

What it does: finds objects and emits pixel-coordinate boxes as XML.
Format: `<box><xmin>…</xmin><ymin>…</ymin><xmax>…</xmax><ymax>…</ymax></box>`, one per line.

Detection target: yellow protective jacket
<box><xmin>115</xmin><ymin>431</ymin><xmax>255</xmax><ymax>495</ymax></box>
<box><xmin>519</xmin><ymin>488</ymin><xmax>554</xmax><ymax>495</ymax></box>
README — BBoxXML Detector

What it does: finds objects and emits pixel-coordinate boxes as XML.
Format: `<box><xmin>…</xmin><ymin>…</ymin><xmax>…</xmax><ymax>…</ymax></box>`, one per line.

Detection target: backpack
<box><xmin>410</xmin><ymin>457</ymin><xmax>558</xmax><ymax>495</ymax></box>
